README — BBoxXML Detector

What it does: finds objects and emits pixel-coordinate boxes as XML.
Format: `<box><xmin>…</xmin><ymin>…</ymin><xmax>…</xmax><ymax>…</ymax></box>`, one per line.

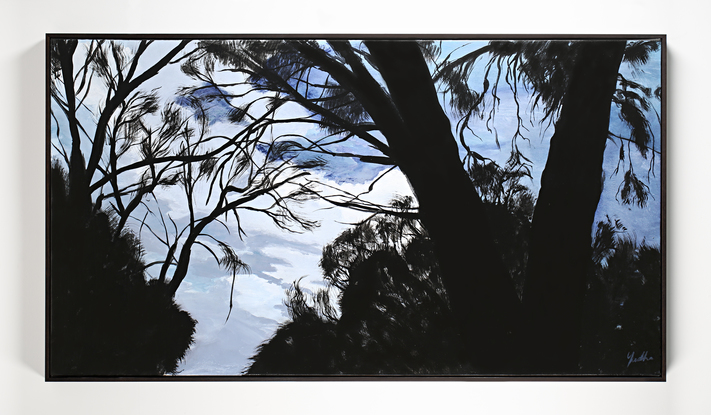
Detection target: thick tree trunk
<box><xmin>522</xmin><ymin>40</ymin><xmax>626</xmax><ymax>373</ymax></box>
<box><xmin>365</xmin><ymin>41</ymin><xmax>523</xmax><ymax>372</ymax></box>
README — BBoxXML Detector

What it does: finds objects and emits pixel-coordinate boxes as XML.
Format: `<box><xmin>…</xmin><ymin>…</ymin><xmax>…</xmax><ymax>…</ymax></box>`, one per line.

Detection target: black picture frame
<box><xmin>46</xmin><ymin>34</ymin><xmax>666</xmax><ymax>381</ymax></box>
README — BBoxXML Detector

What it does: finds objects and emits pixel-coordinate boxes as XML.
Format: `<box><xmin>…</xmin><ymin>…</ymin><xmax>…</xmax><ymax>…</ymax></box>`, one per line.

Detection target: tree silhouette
<box><xmin>438</xmin><ymin>39</ymin><xmax>660</xmax><ymax>372</ymax></box>
<box><xmin>50</xmin><ymin>39</ymin><xmax>203</xmax><ymax>376</ymax></box>
<box><xmin>49</xmin><ymin>38</ymin><xmax>326</xmax><ymax>376</ymax></box>
<box><xmin>190</xmin><ymin>39</ymin><xmax>526</xmax><ymax>371</ymax></box>
<box><xmin>190</xmin><ymin>38</ymin><xmax>662</xmax><ymax>373</ymax></box>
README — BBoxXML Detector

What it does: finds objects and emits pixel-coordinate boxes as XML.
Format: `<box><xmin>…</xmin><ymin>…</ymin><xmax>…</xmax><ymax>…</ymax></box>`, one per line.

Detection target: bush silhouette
<box><xmin>247</xmin><ymin>199</ymin><xmax>469</xmax><ymax>375</ymax></box>
<box><xmin>49</xmin><ymin>163</ymin><xmax>196</xmax><ymax>376</ymax></box>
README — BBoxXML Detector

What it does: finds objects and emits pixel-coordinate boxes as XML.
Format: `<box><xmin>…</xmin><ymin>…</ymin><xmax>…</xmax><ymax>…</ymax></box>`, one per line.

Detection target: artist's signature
<box><xmin>627</xmin><ymin>351</ymin><xmax>653</xmax><ymax>367</ymax></box>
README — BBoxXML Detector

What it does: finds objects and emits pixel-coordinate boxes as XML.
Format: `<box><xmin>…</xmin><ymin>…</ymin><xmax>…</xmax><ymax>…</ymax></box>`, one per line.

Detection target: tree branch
<box><xmin>85</xmin><ymin>40</ymin><xmax>191</xmax><ymax>183</ymax></box>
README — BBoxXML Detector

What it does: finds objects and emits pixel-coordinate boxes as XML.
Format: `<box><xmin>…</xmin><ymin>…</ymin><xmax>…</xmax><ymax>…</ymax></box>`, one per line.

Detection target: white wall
<box><xmin>2</xmin><ymin>0</ymin><xmax>708</xmax><ymax>413</ymax></box>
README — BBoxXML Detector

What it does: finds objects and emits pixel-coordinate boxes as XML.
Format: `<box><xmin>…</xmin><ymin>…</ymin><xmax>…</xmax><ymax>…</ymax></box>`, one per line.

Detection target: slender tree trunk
<box><xmin>365</xmin><ymin>41</ymin><xmax>523</xmax><ymax>372</ymax></box>
<box><xmin>522</xmin><ymin>40</ymin><xmax>626</xmax><ymax>373</ymax></box>
<box><xmin>55</xmin><ymin>39</ymin><xmax>91</xmax><ymax>220</ymax></box>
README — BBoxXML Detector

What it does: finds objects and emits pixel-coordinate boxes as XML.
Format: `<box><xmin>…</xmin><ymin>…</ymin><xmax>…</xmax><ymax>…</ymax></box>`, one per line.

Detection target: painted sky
<box><xmin>50</xmin><ymin>38</ymin><xmax>663</xmax><ymax>375</ymax></box>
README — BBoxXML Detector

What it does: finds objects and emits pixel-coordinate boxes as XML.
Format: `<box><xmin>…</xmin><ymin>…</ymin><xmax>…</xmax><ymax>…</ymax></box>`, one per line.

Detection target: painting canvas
<box><xmin>46</xmin><ymin>35</ymin><xmax>665</xmax><ymax>380</ymax></box>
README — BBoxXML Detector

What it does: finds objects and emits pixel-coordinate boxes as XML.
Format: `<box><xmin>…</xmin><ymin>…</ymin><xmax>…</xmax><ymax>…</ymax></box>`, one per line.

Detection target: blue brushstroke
<box><xmin>175</xmin><ymin>84</ymin><xmax>234</xmax><ymax>125</ymax></box>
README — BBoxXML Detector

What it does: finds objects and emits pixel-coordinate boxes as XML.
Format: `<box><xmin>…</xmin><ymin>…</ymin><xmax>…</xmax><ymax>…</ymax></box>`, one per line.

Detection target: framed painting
<box><xmin>46</xmin><ymin>34</ymin><xmax>665</xmax><ymax>380</ymax></box>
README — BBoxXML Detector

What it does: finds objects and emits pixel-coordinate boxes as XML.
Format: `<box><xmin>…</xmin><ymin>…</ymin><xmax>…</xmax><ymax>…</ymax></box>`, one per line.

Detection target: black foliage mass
<box><xmin>580</xmin><ymin>217</ymin><xmax>662</xmax><ymax>375</ymax></box>
<box><xmin>246</xmin><ymin>206</ymin><xmax>469</xmax><ymax>375</ymax></box>
<box><xmin>49</xmin><ymin>163</ymin><xmax>196</xmax><ymax>377</ymax></box>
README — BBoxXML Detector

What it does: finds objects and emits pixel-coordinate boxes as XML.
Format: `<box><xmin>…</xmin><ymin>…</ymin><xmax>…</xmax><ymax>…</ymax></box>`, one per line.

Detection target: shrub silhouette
<box><xmin>247</xmin><ymin>244</ymin><xmax>467</xmax><ymax>374</ymax></box>
<box><xmin>247</xmin><ymin>197</ymin><xmax>475</xmax><ymax>374</ymax></box>
<box><xmin>49</xmin><ymin>163</ymin><xmax>196</xmax><ymax>376</ymax></box>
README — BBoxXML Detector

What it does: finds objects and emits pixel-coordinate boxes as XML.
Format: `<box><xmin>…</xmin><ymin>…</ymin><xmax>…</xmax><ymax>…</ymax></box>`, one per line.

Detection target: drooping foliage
<box><xmin>49</xmin><ymin>163</ymin><xmax>196</xmax><ymax>376</ymax></box>
<box><xmin>435</xmin><ymin>39</ymin><xmax>662</xmax><ymax>207</ymax></box>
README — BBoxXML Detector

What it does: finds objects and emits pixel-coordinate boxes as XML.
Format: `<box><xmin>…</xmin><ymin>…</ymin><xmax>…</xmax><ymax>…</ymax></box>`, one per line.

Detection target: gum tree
<box><xmin>189</xmin><ymin>38</ymin><xmax>661</xmax><ymax>373</ymax></box>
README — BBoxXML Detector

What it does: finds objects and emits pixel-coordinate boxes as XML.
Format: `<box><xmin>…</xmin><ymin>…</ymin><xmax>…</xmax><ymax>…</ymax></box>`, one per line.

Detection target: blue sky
<box><xmin>50</xmin><ymin>38</ymin><xmax>663</xmax><ymax>375</ymax></box>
